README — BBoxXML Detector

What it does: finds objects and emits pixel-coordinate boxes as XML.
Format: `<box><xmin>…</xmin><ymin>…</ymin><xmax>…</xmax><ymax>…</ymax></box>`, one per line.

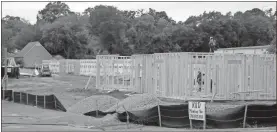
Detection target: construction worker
<box><xmin>197</xmin><ymin>71</ymin><xmax>202</xmax><ymax>92</ymax></box>
<box><xmin>209</xmin><ymin>37</ymin><xmax>216</xmax><ymax>52</ymax></box>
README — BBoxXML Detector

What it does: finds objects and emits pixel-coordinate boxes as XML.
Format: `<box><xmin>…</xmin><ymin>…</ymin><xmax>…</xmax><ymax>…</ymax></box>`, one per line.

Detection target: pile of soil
<box><xmin>104</xmin><ymin>93</ymin><xmax>177</xmax><ymax>113</ymax></box>
<box><xmin>67</xmin><ymin>95</ymin><xmax>119</xmax><ymax>114</ymax></box>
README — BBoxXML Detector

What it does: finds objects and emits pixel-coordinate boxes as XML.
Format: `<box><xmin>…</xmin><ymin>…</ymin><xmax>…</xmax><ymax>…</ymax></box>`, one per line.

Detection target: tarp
<box><xmin>1</xmin><ymin>89</ymin><xmax>13</xmax><ymax>101</ymax></box>
<box><xmin>84</xmin><ymin>103</ymin><xmax>277</xmax><ymax>129</ymax></box>
<box><xmin>84</xmin><ymin>111</ymin><xmax>116</xmax><ymax>118</ymax></box>
<box><xmin>1</xmin><ymin>90</ymin><xmax>67</xmax><ymax>112</ymax></box>
<box><xmin>246</xmin><ymin>104</ymin><xmax>277</xmax><ymax>127</ymax></box>
<box><xmin>206</xmin><ymin>105</ymin><xmax>245</xmax><ymax>129</ymax></box>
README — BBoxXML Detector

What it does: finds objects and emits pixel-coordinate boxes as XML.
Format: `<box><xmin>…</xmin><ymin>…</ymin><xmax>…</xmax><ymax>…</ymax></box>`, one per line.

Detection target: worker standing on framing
<box><xmin>197</xmin><ymin>71</ymin><xmax>202</xmax><ymax>92</ymax></box>
<box><xmin>209</xmin><ymin>37</ymin><xmax>216</xmax><ymax>52</ymax></box>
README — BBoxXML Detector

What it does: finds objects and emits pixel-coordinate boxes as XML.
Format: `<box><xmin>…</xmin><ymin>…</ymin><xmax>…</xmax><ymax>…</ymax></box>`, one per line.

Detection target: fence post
<box><xmin>54</xmin><ymin>96</ymin><xmax>57</xmax><ymax>109</ymax></box>
<box><xmin>122</xmin><ymin>105</ymin><xmax>129</xmax><ymax>129</ymax></box>
<box><xmin>12</xmin><ymin>91</ymin><xmax>14</xmax><ymax>102</ymax></box>
<box><xmin>96</xmin><ymin>100</ymin><xmax>98</xmax><ymax>117</ymax></box>
<box><xmin>35</xmin><ymin>95</ymin><xmax>38</xmax><ymax>106</ymax></box>
<box><xmin>243</xmin><ymin>105</ymin><xmax>248</xmax><ymax>128</ymax></box>
<box><xmin>203</xmin><ymin>105</ymin><xmax>206</xmax><ymax>129</ymax></box>
<box><xmin>44</xmin><ymin>95</ymin><xmax>46</xmax><ymax>108</ymax></box>
<box><xmin>20</xmin><ymin>92</ymin><xmax>22</xmax><ymax>103</ymax></box>
<box><xmin>4</xmin><ymin>48</ymin><xmax>8</xmax><ymax>94</ymax></box>
<box><xmin>26</xmin><ymin>93</ymin><xmax>28</xmax><ymax>105</ymax></box>
<box><xmin>2</xmin><ymin>89</ymin><xmax>3</xmax><ymax>100</ymax></box>
<box><xmin>157</xmin><ymin>102</ymin><xmax>162</xmax><ymax>127</ymax></box>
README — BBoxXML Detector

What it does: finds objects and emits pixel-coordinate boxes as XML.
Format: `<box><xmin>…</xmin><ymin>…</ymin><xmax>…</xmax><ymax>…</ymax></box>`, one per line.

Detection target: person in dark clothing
<box><xmin>197</xmin><ymin>71</ymin><xmax>202</xmax><ymax>92</ymax></box>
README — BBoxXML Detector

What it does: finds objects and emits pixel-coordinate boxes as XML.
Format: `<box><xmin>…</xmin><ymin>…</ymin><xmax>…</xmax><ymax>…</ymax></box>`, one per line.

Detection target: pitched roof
<box><xmin>15</xmin><ymin>41</ymin><xmax>41</xmax><ymax>57</ymax></box>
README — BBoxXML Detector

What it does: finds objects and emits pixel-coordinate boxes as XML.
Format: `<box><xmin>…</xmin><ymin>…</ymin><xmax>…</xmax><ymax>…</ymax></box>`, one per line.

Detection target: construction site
<box><xmin>1</xmin><ymin>48</ymin><xmax>277</xmax><ymax>131</ymax></box>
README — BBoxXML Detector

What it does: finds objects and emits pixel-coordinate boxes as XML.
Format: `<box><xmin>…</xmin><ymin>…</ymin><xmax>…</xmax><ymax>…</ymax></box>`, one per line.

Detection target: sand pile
<box><xmin>104</xmin><ymin>93</ymin><xmax>175</xmax><ymax>113</ymax></box>
<box><xmin>67</xmin><ymin>95</ymin><xmax>119</xmax><ymax>114</ymax></box>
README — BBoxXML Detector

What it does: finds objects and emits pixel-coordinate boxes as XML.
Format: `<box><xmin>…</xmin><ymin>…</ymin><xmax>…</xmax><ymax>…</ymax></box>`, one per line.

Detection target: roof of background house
<box><xmin>14</xmin><ymin>41</ymin><xmax>42</xmax><ymax>57</ymax></box>
<box><xmin>52</xmin><ymin>55</ymin><xmax>65</xmax><ymax>60</ymax></box>
<box><xmin>216</xmin><ymin>45</ymin><xmax>271</xmax><ymax>50</ymax></box>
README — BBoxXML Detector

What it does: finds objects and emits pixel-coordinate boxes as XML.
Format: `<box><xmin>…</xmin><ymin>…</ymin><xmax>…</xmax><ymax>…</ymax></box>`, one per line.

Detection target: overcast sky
<box><xmin>2</xmin><ymin>1</ymin><xmax>276</xmax><ymax>24</ymax></box>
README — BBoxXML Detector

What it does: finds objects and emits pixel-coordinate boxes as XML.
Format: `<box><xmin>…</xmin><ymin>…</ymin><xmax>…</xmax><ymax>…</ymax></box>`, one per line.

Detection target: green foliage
<box><xmin>267</xmin><ymin>36</ymin><xmax>276</xmax><ymax>54</ymax></box>
<box><xmin>1</xmin><ymin>15</ymin><xmax>35</xmax><ymax>52</ymax></box>
<box><xmin>2</xmin><ymin>2</ymin><xmax>276</xmax><ymax>58</ymax></box>
<box><xmin>37</xmin><ymin>1</ymin><xmax>74</xmax><ymax>23</ymax></box>
<box><xmin>40</xmin><ymin>14</ymin><xmax>90</xmax><ymax>59</ymax></box>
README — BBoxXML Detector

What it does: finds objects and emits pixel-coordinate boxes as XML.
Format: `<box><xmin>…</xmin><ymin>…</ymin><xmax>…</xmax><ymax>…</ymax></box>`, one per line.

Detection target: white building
<box><xmin>214</xmin><ymin>45</ymin><xmax>271</xmax><ymax>54</ymax></box>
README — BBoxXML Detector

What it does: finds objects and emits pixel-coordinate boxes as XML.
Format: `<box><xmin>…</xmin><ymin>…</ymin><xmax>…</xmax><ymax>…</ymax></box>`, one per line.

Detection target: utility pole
<box><xmin>275</xmin><ymin>1</ymin><xmax>277</xmax><ymax>103</ymax></box>
<box><xmin>3</xmin><ymin>48</ymin><xmax>8</xmax><ymax>99</ymax></box>
<box><xmin>4</xmin><ymin>48</ymin><xmax>8</xmax><ymax>90</ymax></box>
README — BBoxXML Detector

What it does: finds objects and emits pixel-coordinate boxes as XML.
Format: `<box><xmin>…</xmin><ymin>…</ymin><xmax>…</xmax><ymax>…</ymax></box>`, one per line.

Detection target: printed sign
<box><xmin>7</xmin><ymin>68</ymin><xmax>11</xmax><ymax>73</ymax></box>
<box><xmin>188</xmin><ymin>101</ymin><xmax>206</xmax><ymax>121</ymax></box>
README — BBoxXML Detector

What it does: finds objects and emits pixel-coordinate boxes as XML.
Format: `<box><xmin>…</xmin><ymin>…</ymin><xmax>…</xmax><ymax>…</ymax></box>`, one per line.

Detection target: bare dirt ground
<box><xmin>2</xmin><ymin>74</ymin><xmax>276</xmax><ymax>131</ymax></box>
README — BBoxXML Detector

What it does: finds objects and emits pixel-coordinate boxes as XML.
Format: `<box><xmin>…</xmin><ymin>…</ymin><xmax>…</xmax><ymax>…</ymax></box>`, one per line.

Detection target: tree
<box><xmin>267</xmin><ymin>36</ymin><xmax>276</xmax><ymax>54</ymax></box>
<box><xmin>87</xmin><ymin>5</ymin><xmax>132</xmax><ymax>55</ymax></box>
<box><xmin>12</xmin><ymin>26</ymin><xmax>36</xmax><ymax>50</ymax></box>
<box><xmin>1</xmin><ymin>15</ymin><xmax>36</xmax><ymax>52</ymax></box>
<box><xmin>40</xmin><ymin>14</ymin><xmax>90</xmax><ymax>59</ymax></box>
<box><xmin>37</xmin><ymin>1</ymin><xmax>74</xmax><ymax>23</ymax></box>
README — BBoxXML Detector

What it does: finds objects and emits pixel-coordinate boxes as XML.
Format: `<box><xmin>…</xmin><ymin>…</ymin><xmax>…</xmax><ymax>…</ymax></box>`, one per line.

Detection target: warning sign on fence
<box><xmin>188</xmin><ymin>102</ymin><xmax>206</xmax><ymax>121</ymax></box>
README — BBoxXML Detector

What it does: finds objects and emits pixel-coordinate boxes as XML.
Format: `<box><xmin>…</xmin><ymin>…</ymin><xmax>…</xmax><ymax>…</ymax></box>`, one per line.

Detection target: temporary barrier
<box><xmin>1</xmin><ymin>90</ymin><xmax>67</xmax><ymax>112</ymax></box>
<box><xmin>84</xmin><ymin>103</ymin><xmax>277</xmax><ymax>129</ymax></box>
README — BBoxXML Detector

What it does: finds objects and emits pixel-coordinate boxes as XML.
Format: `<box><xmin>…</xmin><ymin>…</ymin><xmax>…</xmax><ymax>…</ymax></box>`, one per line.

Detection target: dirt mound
<box><xmin>67</xmin><ymin>95</ymin><xmax>119</xmax><ymax>114</ymax></box>
<box><xmin>104</xmin><ymin>93</ymin><xmax>176</xmax><ymax>113</ymax></box>
<box><xmin>106</xmin><ymin>90</ymin><xmax>133</xmax><ymax>100</ymax></box>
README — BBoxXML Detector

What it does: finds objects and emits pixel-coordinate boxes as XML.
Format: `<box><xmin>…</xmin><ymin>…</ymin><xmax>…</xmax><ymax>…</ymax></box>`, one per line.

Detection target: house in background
<box><xmin>14</xmin><ymin>41</ymin><xmax>52</xmax><ymax>68</ymax></box>
<box><xmin>214</xmin><ymin>45</ymin><xmax>271</xmax><ymax>54</ymax></box>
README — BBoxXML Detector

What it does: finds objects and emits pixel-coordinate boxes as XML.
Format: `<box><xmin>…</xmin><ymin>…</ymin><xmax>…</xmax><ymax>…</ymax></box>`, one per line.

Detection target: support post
<box><xmin>12</xmin><ymin>91</ymin><xmax>14</xmax><ymax>102</ymax></box>
<box><xmin>85</xmin><ymin>75</ymin><xmax>92</xmax><ymax>89</ymax></box>
<box><xmin>20</xmin><ymin>92</ymin><xmax>22</xmax><ymax>103</ymax></box>
<box><xmin>26</xmin><ymin>93</ymin><xmax>28</xmax><ymax>105</ymax></box>
<box><xmin>96</xmin><ymin>57</ymin><xmax>100</xmax><ymax>90</ymax></box>
<box><xmin>96</xmin><ymin>100</ymin><xmax>98</xmax><ymax>117</ymax></box>
<box><xmin>157</xmin><ymin>102</ymin><xmax>162</xmax><ymax>127</ymax></box>
<box><xmin>190</xmin><ymin>119</ymin><xmax>192</xmax><ymax>129</ymax></box>
<box><xmin>203</xmin><ymin>104</ymin><xmax>207</xmax><ymax>129</ymax></box>
<box><xmin>44</xmin><ymin>95</ymin><xmax>46</xmax><ymax>108</ymax></box>
<box><xmin>4</xmin><ymin>48</ymin><xmax>8</xmax><ymax>90</ymax></box>
<box><xmin>203</xmin><ymin>119</ymin><xmax>206</xmax><ymax>129</ymax></box>
<box><xmin>122</xmin><ymin>105</ymin><xmax>129</xmax><ymax>129</ymax></box>
<box><xmin>35</xmin><ymin>95</ymin><xmax>38</xmax><ymax>106</ymax></box>
<box><xmin>243</xmin><ymin>105</ymin><xmax>248</xmax><ymax>128</ymax></box>
<box><xmin>3</xmin><ymin>48</ymin><xmax>8</xmax><ymax>100</ymax></box>
<box><xmin>54</xmin><ymin>96</ymin><xmax>57</xmax><ymax>109</ymax></box>
<box><xmin>2</xmin><ymin>89</ymin><xmax>4</xmax><ymax>100</ymax></box>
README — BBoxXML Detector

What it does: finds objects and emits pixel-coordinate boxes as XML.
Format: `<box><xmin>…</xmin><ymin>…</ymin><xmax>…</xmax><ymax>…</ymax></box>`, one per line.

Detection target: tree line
<box><xmin>2</xmin><ymin>2</ymin><xmax>276</xmax><ymax>59</ymax></box>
